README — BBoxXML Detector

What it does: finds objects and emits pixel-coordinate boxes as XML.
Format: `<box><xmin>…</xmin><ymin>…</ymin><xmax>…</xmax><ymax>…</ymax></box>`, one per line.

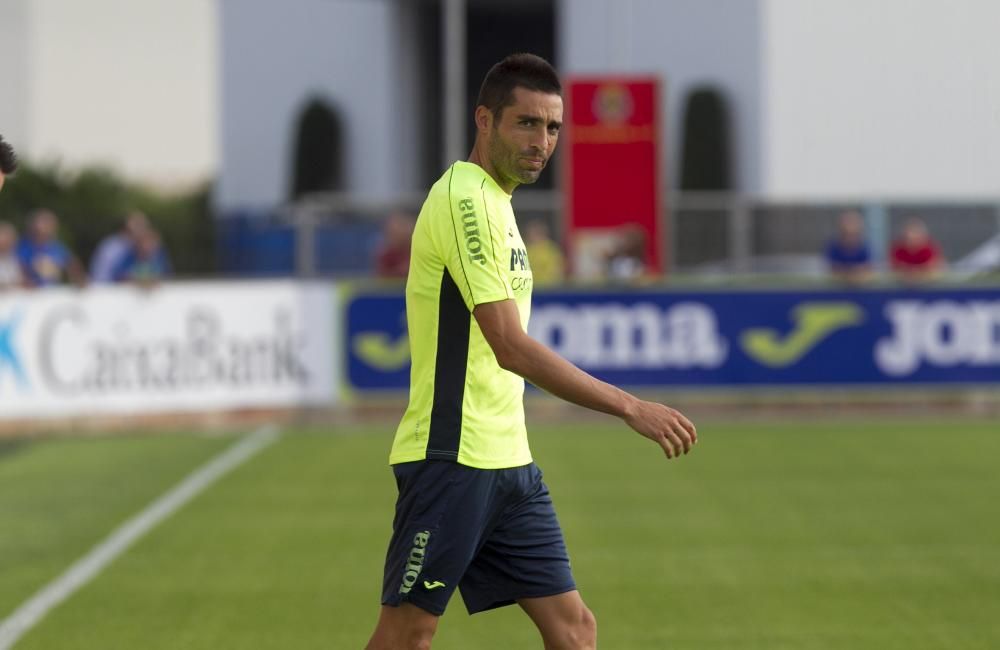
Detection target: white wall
<box><xmin>0</xmin><ymin>0</ymin><xmax>31</xmax><ymax>150</ymax></box>
<box><xmin>762</xmin><ymin>0</ymin><xmax>1000</xmax><ymax>198</ymax></box>
<box><xmin>213</xmin><ymin>0</ymin><xmax>1000</xmax><ymax>207</ymax></box>
<box><xmin>217</xmin><ymin>0</ymin><xmax>399</xmax><ymax>209</ymax></box>
<box><xmin>560</xmin><ymin>0</ymin><xmax>764</xmax><ymax>191</ymax></box>
<box><xmin>13</xmin><ymin>0</ymin><xmax>217</xmax><ymax>186</ymax></box>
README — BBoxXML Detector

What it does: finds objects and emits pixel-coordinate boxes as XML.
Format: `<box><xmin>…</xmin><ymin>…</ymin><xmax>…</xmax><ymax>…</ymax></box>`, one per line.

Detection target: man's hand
<box><xmin>622</xmin><ymin>398</ymin><xmax>697</xmax><ymax>459</ymax></box>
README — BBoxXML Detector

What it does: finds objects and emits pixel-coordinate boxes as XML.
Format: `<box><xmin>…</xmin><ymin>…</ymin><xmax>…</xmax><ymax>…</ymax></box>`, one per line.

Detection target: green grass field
<box><xmin>1</xmin><ymin>419</ymin><xmax>999</xmax><ymax>649</ymax></box>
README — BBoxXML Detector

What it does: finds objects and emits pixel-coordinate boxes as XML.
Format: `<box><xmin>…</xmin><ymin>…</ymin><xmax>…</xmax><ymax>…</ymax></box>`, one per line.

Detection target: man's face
<box><xmin>137</xmin><ymin>231</ymin><xmax>160</xmax><ymax>258</ymax></box>
<box><xmin>903</xmin><ymin>222</ymin><xmax>928</xmax><ymax>248</ymax></box>
<box><xmin>124</xmin><ymin>212</ymin><xmax>150</xmax><ymax>240</ymax></box>
<box><xmin>485</xmin><ymin>87</ymin><xmax>563</xmax><ymax>190</ymax></box>
<box><xmin>0</xmin><ymin>227</ymin><xmax>14</xmax><ymax>253</ymax></box>
<box><xmin>32</xmin><ymin>212</ymin><xmax>57</xmax><ymax>241</ymax></box>
<box><xmin>838</xmin><ymin>211</ymin><xmax>864</xmax><ymax>242</ymax></box>
<box><xmin>0</xmin><ymin>172</ymin><xmax>5</xmax><ymax>193</ymax></box>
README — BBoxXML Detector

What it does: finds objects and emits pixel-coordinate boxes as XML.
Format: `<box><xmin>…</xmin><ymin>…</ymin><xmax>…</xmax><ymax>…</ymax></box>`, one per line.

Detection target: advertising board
<box><xmin>0</xmin><ymin>281</ymin><xmax>337</xmax><ymax>419</ymax></box>
<box><xmin>345</xmin><ymin>287</ymin><xmax>1000</xmax><ymax>390</ymax></box>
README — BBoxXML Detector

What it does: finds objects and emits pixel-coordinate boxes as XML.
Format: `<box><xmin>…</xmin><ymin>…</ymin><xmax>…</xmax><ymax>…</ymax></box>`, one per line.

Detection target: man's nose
<box><xmin>530</xmin><ymin>131</ymin><xmax>548</xmax><ymax>152</ymax></box>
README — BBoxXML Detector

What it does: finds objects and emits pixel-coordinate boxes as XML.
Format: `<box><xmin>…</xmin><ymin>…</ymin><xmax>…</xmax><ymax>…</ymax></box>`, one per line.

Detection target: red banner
<box><xmin>564</xmin><ymin>78</ymin><xmax>664</xmax><ymax>280</ymax></box>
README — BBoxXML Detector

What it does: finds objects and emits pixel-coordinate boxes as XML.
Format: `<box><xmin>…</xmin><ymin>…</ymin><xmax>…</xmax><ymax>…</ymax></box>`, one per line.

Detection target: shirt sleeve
<box><xmin>435</xmin><ymin>175</ymin><xmax>513</xmax><ymax>311</ymax></box>
<box><xmin>15</xmin><ymin>241</ymin><xmax>30</xmax><ymax>266</ymax></box>
<box><xmin>111</xmin><ymin>251</ymin><xmax>134</xmax><ymax>282</ymax></box>
<box><xmin>823</xmin><ymin>241</ymin><xmax>837</xmax><ymax>265</ymax></box>
<box><xmin>46</xmin><ymin>242</ymin><xmax>71</xmax><ymax>268</ymax></box>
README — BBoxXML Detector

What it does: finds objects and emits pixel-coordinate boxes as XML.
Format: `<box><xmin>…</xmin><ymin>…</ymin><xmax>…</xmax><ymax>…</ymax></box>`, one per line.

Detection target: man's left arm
<box><xmin>474</xmin><ymin>298</ymin><xmax>697</xmax><ymax>459</ymax></box>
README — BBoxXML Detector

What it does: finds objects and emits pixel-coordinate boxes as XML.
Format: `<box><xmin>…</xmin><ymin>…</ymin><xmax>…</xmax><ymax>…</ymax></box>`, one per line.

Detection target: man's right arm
<box><xmin>473</xmin><ymin>298</ymin><xmax>697</xmax><ymax>459</ymax></box>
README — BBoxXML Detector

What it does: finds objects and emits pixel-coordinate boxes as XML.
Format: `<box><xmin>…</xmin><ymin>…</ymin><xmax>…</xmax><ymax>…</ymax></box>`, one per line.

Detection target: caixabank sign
<box><xmin>345</xmin><ymin>287</ymin><xmax>1000</xmax><ymax>389</ymax></box>
<box><xmin>0</xmin><ymin>281</ymin><xmax>337</xmax><ymax>419</ymax></box>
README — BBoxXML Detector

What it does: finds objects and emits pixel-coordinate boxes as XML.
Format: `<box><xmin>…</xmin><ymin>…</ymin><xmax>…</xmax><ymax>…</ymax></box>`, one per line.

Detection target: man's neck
<box><xmin>467</xmin><ymin>144</ymin><xmax>516</xmax><ymax>194</ymax></box>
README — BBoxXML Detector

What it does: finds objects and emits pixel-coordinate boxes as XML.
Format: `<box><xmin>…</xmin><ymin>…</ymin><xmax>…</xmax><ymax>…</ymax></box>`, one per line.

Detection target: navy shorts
<box><xmin>380</xmin><ymin>460</ymin><xmax>576</xmax><ymax>616</ymax></box>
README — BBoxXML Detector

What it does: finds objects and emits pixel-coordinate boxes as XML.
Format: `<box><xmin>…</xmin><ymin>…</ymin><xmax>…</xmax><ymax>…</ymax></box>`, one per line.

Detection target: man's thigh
<box><xmin>459</xmin><ymin>464</ymin><xmax>576</xmax><ymax>614</ymax></box>
<box><xmin>380</xmin><ymin>460</ymin><xmax>502</xmax><ymax>615</ymax></box>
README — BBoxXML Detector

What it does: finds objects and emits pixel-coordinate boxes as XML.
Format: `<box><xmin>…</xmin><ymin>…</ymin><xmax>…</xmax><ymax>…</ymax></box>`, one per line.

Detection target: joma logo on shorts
<box><xmin>458</xmin><ymin>199</ymin><xmax>487</xmax><ymax>265</ymax></box>
<box><xmin>398</xmin><ymin>530</ymin><xmax>431</xmax><ymax>594</ymax></box>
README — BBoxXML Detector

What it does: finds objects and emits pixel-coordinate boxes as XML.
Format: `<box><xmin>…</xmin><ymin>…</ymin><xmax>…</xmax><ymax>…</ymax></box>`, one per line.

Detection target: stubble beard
<box><xmin>489</xmin><ymin>129</ymin><xmax>541</xmax><ymax>188</ymax></box>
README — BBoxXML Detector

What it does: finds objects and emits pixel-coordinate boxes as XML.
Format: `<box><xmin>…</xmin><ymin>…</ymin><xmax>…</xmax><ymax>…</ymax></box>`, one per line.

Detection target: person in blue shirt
<box><xmin>824</xmin><ymin>210</ymin><xmax>874</xmax><ymax>285</ymax></box>
<box><xmin>112</xmin><ymin>227</ymin><xmax>172</xmax><ymax>286</ymax></box>
<box><xmin>17</xmin><ymin>209</ymin><xmax>87</xmax><ymax>288</ymax></box>
<box><xmin>90</xmin><ymin>211</ymin><xmax>151</xmax><ymax>283</ymax></box>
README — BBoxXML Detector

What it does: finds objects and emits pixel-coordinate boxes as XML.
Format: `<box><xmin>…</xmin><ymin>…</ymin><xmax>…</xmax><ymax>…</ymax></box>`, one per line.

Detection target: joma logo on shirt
<box><xmin>510</xmin><ymin>248</ymin><xmax>530</xmax><ymax>271</ymax></box>
<box><xmin>458</xmin><ymin>199</ymin><xmax>487</xmax><ymax>265</ymax></box>
<box><xmin>398</xmin><ymin>530</ymin><xmax>431</xmax><ymax>594</ymax></box>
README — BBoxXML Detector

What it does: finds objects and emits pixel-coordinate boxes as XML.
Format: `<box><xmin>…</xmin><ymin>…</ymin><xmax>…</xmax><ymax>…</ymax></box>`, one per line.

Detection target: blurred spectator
<box><xmin>373</xmin><ymin>211</ymin><xmax>415</xmax><ymax>279</ymax></box>
<box><xmin>891</xmin><ymin>217</ymin><xmax>945</xmax><ymax>283</ymax></box>
<box><xmin>824</xmin><ymin>210</ymin><xmax>873</xmax><ymax>285</ymax></box>
<box><xmin>523</xmin><ymin>220</ymin><xmax>564</xmax><ymax>286</ymax></box>
<box><xmin>90</xmin><ymin>211</ymin><xmax>150</xmax><ymax>283</ymax></box>
<box><xmin>112</xmin><ymin>228</ymin><xmax>172</xmax><ymax>286</ymax></box>
<box><xmin>0</xmin><ymin>222</ymin><xmax>24</xmax><ymax>289</ymax></box>
<box><xmin>606</xmin><ymin>224</ymin><xmax>648</xmax><ymax>283</ymax></box>
<box><xmin>17</xmin><ymin>209</ymin><xmax>86</xmax><ymax>288</ymax></box>
<box><xmin>0</xmin><ymin>135</ymin><xmax>17</xmax><ymax>193</ymax></box>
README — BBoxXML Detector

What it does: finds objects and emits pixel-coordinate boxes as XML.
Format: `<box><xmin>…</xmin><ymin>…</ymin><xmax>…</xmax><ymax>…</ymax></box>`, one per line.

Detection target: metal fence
<box><xmin>261</xmin><ymin>191</ymin><xmax>1000</xmax><ymax>280</ymax></box>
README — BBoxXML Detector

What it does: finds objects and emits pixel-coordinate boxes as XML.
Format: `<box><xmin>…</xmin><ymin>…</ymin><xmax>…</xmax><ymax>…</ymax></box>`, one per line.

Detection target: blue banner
<box><xmin>345</xmin><ymin>287</ymin><xmax>1000</xmax><ymax>390</ymax></box>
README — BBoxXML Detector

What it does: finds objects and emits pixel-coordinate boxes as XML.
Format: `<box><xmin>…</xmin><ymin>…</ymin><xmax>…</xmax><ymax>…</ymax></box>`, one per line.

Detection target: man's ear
<box><xmin>474</xmin><ymin>106</ymin><xmax>492</xmax><ymax>134</ymax></box>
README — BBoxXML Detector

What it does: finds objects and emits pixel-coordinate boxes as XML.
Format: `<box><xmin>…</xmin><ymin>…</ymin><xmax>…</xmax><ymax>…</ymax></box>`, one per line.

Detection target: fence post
<box><xmin>863</xmin><ymin>202</ymin><xmax>889</xmax><ymax>269</ymax></box>
<box><xmin>729</xmin><ymin>195</ymin><xmax>752</xmax><ymax>274</ymax></box>
<box><xmin>295</xmin><ymin>207</ymin><xmax>317</xmax><ymax>278</ymax></box>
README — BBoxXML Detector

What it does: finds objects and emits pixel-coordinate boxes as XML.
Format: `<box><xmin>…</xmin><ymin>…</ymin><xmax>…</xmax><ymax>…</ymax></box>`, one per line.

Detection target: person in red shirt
<box><xmin>373</xmin><ymin>211</ymin><xmax>415</xmax><ymax>280</ymax></box>
<box><xmin>890</xmin><ymin>217</ymin><xmax>945</xmax><ymax>283</ymax></box>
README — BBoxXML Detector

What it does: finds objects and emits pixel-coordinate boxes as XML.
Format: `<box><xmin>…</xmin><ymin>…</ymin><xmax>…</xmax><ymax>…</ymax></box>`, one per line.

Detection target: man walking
<box><xmin>366</xmin><ymin>53</ymin><xmax>697</xmax><ymax>650</ymax></box>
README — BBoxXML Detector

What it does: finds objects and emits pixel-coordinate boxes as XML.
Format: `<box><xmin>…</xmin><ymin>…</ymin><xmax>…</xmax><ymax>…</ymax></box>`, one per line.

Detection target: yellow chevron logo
<box><xmin>352</xmin><ymin>332</ymin><xmax>410</xmax><ymax>371</ymax></box>
<box><xmin>741</xmin><ymin>302</ymin><xmax>864</xmax><ymax>368</ymax></box>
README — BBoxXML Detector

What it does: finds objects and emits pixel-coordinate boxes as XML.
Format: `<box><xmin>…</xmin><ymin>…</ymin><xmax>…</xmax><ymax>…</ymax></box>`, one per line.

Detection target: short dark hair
<box><xmin>0</xmin><ymin>136</ymin><xmax>16</xmax><ymax>175</ymax></box>
<box><xmin>476</xmin><ymin>53</ymin><xmax>561</xmax><ymax>121</ymax></box>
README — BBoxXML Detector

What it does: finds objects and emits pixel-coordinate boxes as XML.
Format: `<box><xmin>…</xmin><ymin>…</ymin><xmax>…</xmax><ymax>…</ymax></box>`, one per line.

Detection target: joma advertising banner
<box><xmin>0</xmin><ymin>281</ymin><xmax>337</xmax><ymax>419</ymax></box>
<box><xmin>345</xmin><ymin>287</ymin><xmax>1000</xmax><ymax>390</ymax></box>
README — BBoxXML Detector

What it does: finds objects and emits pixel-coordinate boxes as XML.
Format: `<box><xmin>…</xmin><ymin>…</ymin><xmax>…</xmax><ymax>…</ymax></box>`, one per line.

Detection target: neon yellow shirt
<box><xmin>390</xmin><ymin>161</ymin><xmax>534</xmax><ymax>469</ymax></box>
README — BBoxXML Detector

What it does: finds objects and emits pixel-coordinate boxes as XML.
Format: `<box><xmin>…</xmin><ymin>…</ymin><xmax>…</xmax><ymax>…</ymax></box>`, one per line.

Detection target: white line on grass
<box><xmin>0</xmin><ymin>424</ymin><xmax>281</xmax><ymax>650</ymax></box>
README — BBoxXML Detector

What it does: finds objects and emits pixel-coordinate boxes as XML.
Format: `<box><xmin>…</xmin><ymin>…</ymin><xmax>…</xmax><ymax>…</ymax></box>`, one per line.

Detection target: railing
<box><xmin>259</xmin><ymin>191</ymin><xmax>1000</xmax><ymax>279</ymax></box>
